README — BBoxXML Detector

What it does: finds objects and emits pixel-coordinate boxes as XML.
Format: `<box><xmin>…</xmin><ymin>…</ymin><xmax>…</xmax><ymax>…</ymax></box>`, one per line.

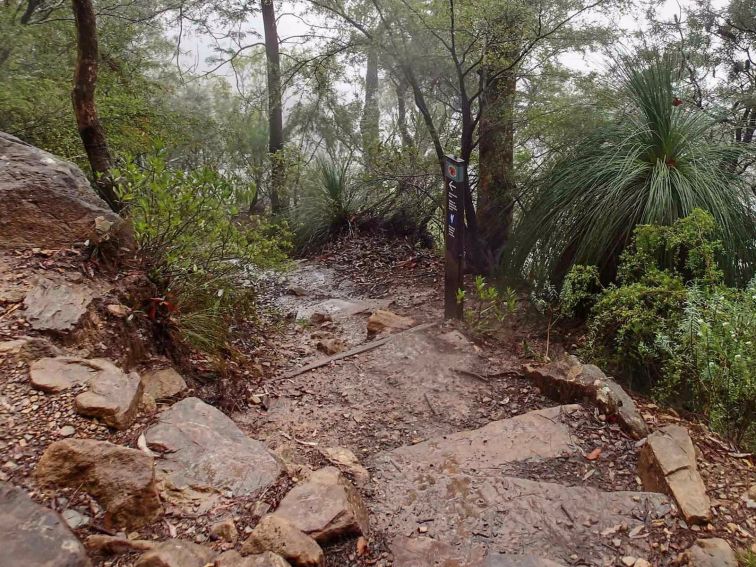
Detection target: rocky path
<box><xmin>0</xmin><ymin>133</ymin><xmax>753</xmax><ymax>567</ymax></box>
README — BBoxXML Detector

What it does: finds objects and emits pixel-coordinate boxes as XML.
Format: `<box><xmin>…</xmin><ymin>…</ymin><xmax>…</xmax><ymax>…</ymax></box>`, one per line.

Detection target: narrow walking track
<box><xmin>232</xmin><ymin>244</ymin><xmax>753</xmax><ymax>567</ymax></box>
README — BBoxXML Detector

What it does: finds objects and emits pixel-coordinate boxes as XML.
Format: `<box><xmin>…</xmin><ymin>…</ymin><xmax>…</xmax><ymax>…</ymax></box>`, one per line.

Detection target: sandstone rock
<box><xmin>36</xmin><ymin>439</ymin><xmax>162</xmax><ymax>528</ymax></box>
<box><xmin>141</xmin><ymin>367</ymin><xmax>188</xmax><ymax>402</ymax></box>
<box><xmin>367</xmin><ymin>309</ymin><xmax>415</xmax><ymax>335</ymax></box>
<box><xmin>0</xmin><ymin>481</ymin><xmax>92</xmax><ymax>567</ymax></box>
<box><xmin>211</xmin><ymin>518</ymin><xmax>239</xmax><ymax>542</ymax></box>
<box><xmin>216</xmin><ymin>550</ymin><xmax>291</xmax><ymax>567</ymax></box>
<box><xmin>370</xmin><ymin>406</ymin><xmax>669</xmax><ymax>563</ymax></box>
<box><xmin>0</xmin><ymin>336</ymin><xmax>61</xmax><ymax>361</ymax></box>
<box><xmin>24</xmin><ymin>277</ymin><xmax>97</xmax><ymax>332</ymax></box>
<box><xmin>30</xmin><ymin>356</ymin><xmax>98</xmax><ymax>393</ymax></box>
<box><xmin>74</xmin><ymin>359</ymin><xmax>142</xmax><ymax>429</ymax></box>
<box><xmin>684</xmin><ymin>538</ymin><xmax>738</xmax><ymax>567</ymax></box>
<box><xmin>638</xmin><ymin>425</ymin><xmax>711</xmax><ymax>524</ymax></box>
<box><xmin>315</xmin><ymin>338</ymin><xmax>345</xmax><ymax>355</ymax></box>
<box><xmin>86</xmin><ymin>534</ymin><xmax>156</xmax><ymax>555</ymax></box>
<box><xmin>320</xmin><ymin>447</ymin><xmax>370</xmax><ymax>486</ymax></box>
<box><xmin>525</xmin><ymin>356</ymin><xmax>649</xmax><ymax>439</ymax></box>
<box><xmin>0</xmin><ymin>131</ymin><xmax>125</xmax><ymax>250</ymax></box>
<box><xmin>62</xmin><ymin>508</ymin><xmax>90</xmax><ymax>529</ymax></box>
<box><xmin>241</xmin><ymin>515</ymin><xmax>324</xmax><ymax>567</ymax></box>
<box><xmin>273</xmin><ymin>466</ymin><xmax>368</xmax><ymax>542</ymax></box>
<box><xmin>135</xmin><ymin>540</ymin><xmax>216</xmax><ymax>567</ymax></box>
<box><xmin>144</xmin><ymin>397</ymin><xmax>281</xmax><ymax>497</ymax></box>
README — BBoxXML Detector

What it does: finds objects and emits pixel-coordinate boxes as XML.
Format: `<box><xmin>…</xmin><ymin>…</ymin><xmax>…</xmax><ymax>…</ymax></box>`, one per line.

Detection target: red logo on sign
<box><xmin>448</xmin><ymin>165</ymin><xmax>457</xmax><ymax>178</ymax></box>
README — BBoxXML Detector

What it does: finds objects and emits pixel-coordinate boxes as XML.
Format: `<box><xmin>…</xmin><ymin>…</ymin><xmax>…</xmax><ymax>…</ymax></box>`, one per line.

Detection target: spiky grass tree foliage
<box><xmin>509</xmin><ymin>58</ymin><xmax>756</xmax><ymax>286</ymax></box>
<box><xmin>294</xmin><ymin>158</ymin><xmax>362</xmax><ymax>252</ymax></box>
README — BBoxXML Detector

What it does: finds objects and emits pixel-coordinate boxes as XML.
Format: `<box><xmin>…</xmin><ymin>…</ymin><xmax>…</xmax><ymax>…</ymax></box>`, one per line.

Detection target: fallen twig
<box><xmin>282</xmin><ymin>322</ymin><xmax>436</xmax><ymax>379</ymax></box>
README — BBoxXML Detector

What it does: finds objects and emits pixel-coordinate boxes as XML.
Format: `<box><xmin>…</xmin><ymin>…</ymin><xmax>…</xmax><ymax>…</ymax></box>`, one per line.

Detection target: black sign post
<box><xmin>444</xmin><ymin>155</ymin><xmax>465</xmax><ymax>320</ymax></box>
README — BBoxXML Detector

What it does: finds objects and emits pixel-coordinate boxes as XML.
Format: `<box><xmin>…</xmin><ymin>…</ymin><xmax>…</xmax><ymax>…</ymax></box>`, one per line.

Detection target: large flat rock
<box><xmin>372</xmin><ymin>405</ymin><xmax>582</xmax><ymax>472</ymax></box>
<box><xmin>1</xmin><ymin>481</ymin><xmax>91</xmax><ymax>567</ymax></box>
<box><xmin>24</xmin><ymin>277</ymin><xmax>96</xmax><ymax>332</ymax></box>
<box><xmin>144</xmin><ymin>397</ymin><xmax>281</xmax><ymax>498</ymax></box>
<box><xmin>370</xmin><ymin>407</ymin><xmax>669</xmax><ymax>565</ymax></box>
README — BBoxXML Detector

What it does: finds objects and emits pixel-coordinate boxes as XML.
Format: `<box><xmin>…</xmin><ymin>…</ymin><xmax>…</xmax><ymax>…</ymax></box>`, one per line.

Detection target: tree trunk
<box><xmin>71</xmin><ymin>0</ymin><xmax>120</xmax><ymax>212</ymax></box>
<box><xmin>360</xmin><ymin>41</ymin><xmax>380</xmax><ymax>169</ymax></box>
<box><xmin>395</xmin><ymin>77</ymin><xmax>414</xmax><ymax>149</ymax></box>
<box><xmin>262</xmin><ymin>0</ymin><xmax>285</xmax><ymax>215</ymax></box>
<box><xmin>476</xmin><ymin>67</ymin><xmax>516</xmax><ymax>272</ymax></box>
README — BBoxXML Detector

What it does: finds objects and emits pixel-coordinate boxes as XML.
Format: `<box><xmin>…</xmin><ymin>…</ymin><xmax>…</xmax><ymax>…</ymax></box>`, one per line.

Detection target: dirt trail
<box><xmin>234</xmin><ymin>251</ymin><xmax>714</xmax><ymax>567</ymax></box>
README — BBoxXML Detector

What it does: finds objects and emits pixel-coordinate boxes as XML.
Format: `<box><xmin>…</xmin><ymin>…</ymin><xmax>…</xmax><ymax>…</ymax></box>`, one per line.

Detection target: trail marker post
<box><xmin>444</xmin><ymin>155</ymin><xmax>465</xmax><ymax>320</ymax></box>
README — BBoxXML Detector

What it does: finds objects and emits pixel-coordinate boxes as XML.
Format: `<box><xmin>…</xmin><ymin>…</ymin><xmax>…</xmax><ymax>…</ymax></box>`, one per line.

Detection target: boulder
<box><xmin>30</xmin><ymin>357</ymin><xmax>98</xmax><ymax>393</ymax></box>
<box><xmin>0</xmin><ymin>131</ymin><xmax>124</xmax><ymax>250</ymax></box>
<box><xmin>683</xmin><ymin>538</ymin><xmax>738</xmax><ymax>567</ymax></box>
<box><xmin>24</xmin><ymin>277</ymin><xmax>96</xmax><ymax>332</ymax></box>
<box><xmin>638</xmin><ymin>425</ymin><xmax>712</xmax><ymax>524</ymax></box>
<box><xmin>524</xmin><ymin>356</ymin><xmax>649</xmax><ymax>439</ymax></box>
<box><xmin>144</xmin><ymin>397</ymin><xmax>281</xmax><ymax>497</ymax></box>
<box><xmin>367</xmin><ymin>309</ymin><xmax>415</xmax><ymax>335</ymax></box>
<box><xmin>216</xmin><ymin>550</ymin><xmax>291</xmax><ymax>567</ymax></box>
<box><xmin>273</xmin><ymin>466</ymin><xmax>368</xmax><ymax>543</ymax></box>
<box><xmin>320</xmin><ymin>447</ymin><xmax>370</xmax><ymax>486</ymax></box>
<box><xmin>36</xmin><ymin>439</ymin><xmax>162</xmax><ymax>528</ymax></box>
<box><xmin>73</xmin><ymin>359</ymin><xmax>143</xmax><ymax>429</ymax></box>
<box><xmin>135</xmin><ymin>540</ymin><xmax>216</xmax><ymax>567</ymax></box>
<box><xmin>141</xmin><ymin>367</ymin><xmax>188</xmax><ymax>402</ymax></box>
<box><xmin>0</xmin><ymin>481</ymin><xmax>91</xmax><ymax>567</ymax></box>
<box><xmin>241</xmin><ymin>515</ymin><xmax>324</xmax><ymax>567</ymax></box>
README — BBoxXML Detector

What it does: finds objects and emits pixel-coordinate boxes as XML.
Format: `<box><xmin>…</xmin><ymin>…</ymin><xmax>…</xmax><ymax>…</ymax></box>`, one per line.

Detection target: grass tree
<box><xmin>508</xmin><ymin>57</ymin><xmax>756</xmax><ymax>286</ymax></box>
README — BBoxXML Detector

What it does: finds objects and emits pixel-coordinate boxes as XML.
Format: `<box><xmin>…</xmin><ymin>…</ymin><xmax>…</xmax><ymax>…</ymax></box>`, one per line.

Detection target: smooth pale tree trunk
<box><xmin>262</xmin><ymin>0</ymin><xmax>285</xmax><ymax>215</ymax></box>
<box><xmin>71</xmin><ymin>0</ymin><xmax>120</xmax><ymax>212</ymax></box>
<box><xmin>360</xmin><ymin>42</ymin><xmax>380</xmax><ymax>169</ymax></box>
<box><xmin>476</xmin><ymin>68</ymin><xmax>516</xmax><ymax>272</ymax></box>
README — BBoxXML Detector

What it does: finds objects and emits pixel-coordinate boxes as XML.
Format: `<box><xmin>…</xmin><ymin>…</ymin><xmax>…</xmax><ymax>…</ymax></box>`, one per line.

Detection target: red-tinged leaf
<box><xmin>586</xmin><ymin>447</ymin><xmax>602</xmax><ymax>461</ymax></box>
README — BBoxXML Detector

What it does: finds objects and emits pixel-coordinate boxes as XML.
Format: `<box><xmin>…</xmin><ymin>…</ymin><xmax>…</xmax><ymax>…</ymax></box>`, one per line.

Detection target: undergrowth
<box><xmin>567</xmin><ymin>210</ymin><xmax>755</xmax><ymax>449</ymax></box>
<box><xmin>115</xmin><ymin>151</ymin><xmax>291</xmax><ymax>356</ymax></box>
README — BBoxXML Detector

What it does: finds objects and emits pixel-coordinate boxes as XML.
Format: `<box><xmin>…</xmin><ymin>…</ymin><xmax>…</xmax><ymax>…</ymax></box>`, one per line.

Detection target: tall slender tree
<box><xmin>71</xmin><ymin>0</ymin><xmax>120</xmax><ymax>211</ymax></box>
<box><xmin>262</xmin><ymin>0</ymin><xmax>285</xmax><ymax>215</ymax></box>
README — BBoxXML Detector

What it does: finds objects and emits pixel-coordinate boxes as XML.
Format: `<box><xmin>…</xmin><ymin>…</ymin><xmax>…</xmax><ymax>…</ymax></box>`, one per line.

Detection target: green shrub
<box><xmin>115</xmin><ymin>152</ymin><xmax>291</xmax><ymax>354</ymax></box>
<box><xmin>460</xmin><ymin>276</ymin><xmax>517</xmax><ymax>334</ymax></box>
<box><xmin>577</xmin><ymin>210</ymin><xmax>755</xmax><ymax>449</ymax></box>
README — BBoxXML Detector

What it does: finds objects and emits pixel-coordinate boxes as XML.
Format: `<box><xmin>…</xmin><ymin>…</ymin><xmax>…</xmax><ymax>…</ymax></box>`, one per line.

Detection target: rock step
<box><xmin>369</xmin><ymin>406</ymin><xmax>670</xmax><ymax>566</ymax></box>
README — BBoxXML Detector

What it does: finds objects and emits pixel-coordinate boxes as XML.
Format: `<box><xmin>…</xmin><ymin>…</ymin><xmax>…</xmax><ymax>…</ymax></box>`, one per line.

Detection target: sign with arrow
<box><xmin>444</xmin><ymin>155</ymin><xmax>465</xmax><ymax>319</ymax></box>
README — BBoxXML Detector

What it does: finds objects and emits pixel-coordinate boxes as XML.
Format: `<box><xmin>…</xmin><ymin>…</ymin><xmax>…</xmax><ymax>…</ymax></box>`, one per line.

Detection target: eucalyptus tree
<box><xmin>308</xmin><ymin>0</ymin><xmax>618</xmax><ymax>271</ymax></box>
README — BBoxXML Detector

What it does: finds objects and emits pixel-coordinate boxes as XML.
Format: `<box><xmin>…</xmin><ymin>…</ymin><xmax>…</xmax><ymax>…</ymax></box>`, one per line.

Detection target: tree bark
<box><xmin>476</xmin><ymin>67</ymin><xmax>516</xmax><ymax>272</ymax></box>
<box><xmin>262</xmin><ymin>0</ymin><xmax>285</xmax><ymax>215</ymax></box>
<box><xmin>71</xmin><ymin>0</ymin><xmax>120</xmax><ymax>212</ymax></box>
<box><xmin>360</xmin><ymin>40</ymin><xmax>380</xmax><ymax>169</ymax></box>
<box><xmin>394</xmin><ymin>77</ymin><xmax>414</xmax><ymax>149</ymax></box>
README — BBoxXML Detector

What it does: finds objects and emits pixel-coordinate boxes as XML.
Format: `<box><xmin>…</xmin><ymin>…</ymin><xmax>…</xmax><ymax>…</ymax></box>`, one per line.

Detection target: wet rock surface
<box><xmin>135</xmin><ymin>539</ymin><xmax>217</xmax><ymax>567</ymax></box>
<box><xmin>370</xmin><ymin>406</ymin><xmax>669</xmax><ymax>564</ymax></box>
<box><xmin>1</xmin><ymin>481</ymin><xmax>92</xmax><ymax>567</ymax></box>
<box><xmin>145</xmin><ymin>397</ymin><xmax>281</xmax><ymax>498</ymax></box>
<box><xmin>73</xmin><ymin>359</ymin><xmax>143</xmax><ymax>429</ymax></box>
<box><xmin>36</xmin><ymin>439</ymin><xmax>162</xmax><ymax>528</ymax></box>
<box><xmin>638</xmin><ymin>425</ymin><xmax>712</xmax><ymax>524</ymax></box>
<box><xmin>241</xmin><ymin>514</ymin><xmax>324</xmax><ymax>567</ymax></box>
<box><xmin>24</xmin><ymin>277</ymin><xmax>97</xmax><ymax>332</ymax></box>
<box><xmin>273</xmin><ymin>466</ymin><xmax>369</xmax><ymax>543</ymax></box>
<box><xmin>525</xmin><ymin>356</ymin><xmax>649</xmax><ymax>439</ymax></box>
<box><xmin>140</xmin><ymin>367</ymin><xmax>188</xmax><ymax>402</ymax></box>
